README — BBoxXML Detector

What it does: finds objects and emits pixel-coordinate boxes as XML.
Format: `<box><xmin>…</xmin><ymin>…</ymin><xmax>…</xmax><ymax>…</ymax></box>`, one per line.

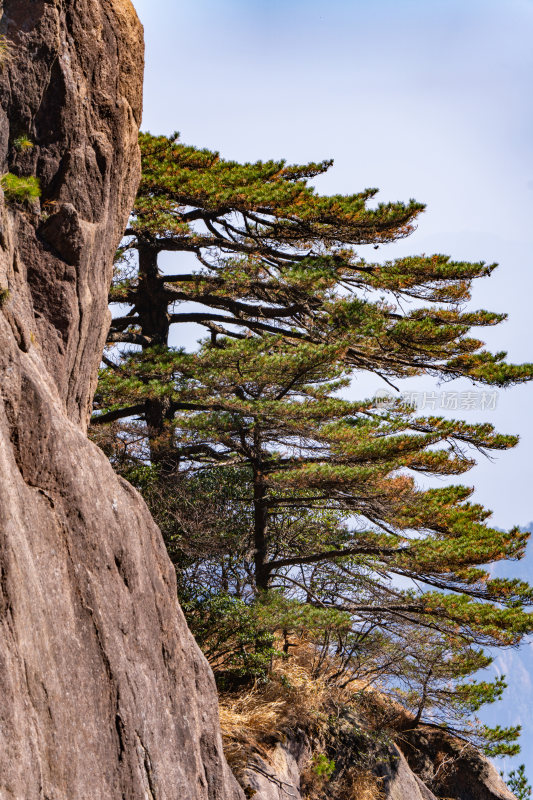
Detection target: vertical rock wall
<box><xmin>0</xmin><ymin>2</ymin><xmax>243</xmax><ymax>798</ymax></box>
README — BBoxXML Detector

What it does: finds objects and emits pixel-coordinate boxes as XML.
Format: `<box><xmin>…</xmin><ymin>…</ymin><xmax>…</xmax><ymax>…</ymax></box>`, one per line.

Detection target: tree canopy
<box><xmin>106</xmin><ymin>133</ymin><xmax>532</xmax><ymax>387</ymax></box>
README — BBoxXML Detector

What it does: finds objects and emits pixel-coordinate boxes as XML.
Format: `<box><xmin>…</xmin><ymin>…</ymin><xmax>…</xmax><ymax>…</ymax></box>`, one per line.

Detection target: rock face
<box><xmin>401</xmin><ymin>728</ymin><xmax>518</xmax><ymax>800</ymax></box>
<box><xmin>242</xmin><ymin>732</ymin><xmax>311</xmax><ymax>800</ymax></box>
<box><xmin>242</xmin><ymin>735</ymin><xmax>440</xmax><ymax>800</ymax></box>
<box><xmin>375</xmin><ymin>746</ymin><xmax>439</xmax><ymax>800</ymax></box>
<box><xmin>0</xmin><ymin>2</ymin><xmax>243</xmax><ymax>798</ymax></box>
<box><xmin>243</xmin><ymin>719</ymin><xmax>517</xmax><ymax>800</ymax></box>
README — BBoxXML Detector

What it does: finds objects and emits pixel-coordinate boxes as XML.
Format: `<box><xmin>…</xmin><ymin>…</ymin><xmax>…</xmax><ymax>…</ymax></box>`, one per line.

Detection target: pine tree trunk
<box><xmin>136</xmin><ymin>242</ymin><xmax>176</xmax><ymax>472</ymax></box>
<box><xmin>137</xmin><ymin>242</ymin><xmax>171</xmax><ymax>347</ymax></box>
<box><xmin>253</xmin><ymin>463</ymin><xmax>270</xmax><ymax>592</ymax></box>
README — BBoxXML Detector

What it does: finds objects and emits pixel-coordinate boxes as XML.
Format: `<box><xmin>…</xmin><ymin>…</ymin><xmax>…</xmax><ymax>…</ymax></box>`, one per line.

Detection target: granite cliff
<box><xmin>0</xmin><ymin>2</ymin><xmax>242</xmax><ymax>797</ymax></box>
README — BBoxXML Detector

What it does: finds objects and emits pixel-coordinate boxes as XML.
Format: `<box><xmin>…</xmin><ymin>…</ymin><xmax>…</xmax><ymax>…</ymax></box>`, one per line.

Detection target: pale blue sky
<box><xmin>132</xmin><ymin>0</ymin><xmax>533</xmax><ymax>773</ymax></box>
<box><xmin>134</xmin><ymin>0</ymin><xmax>533</xmax><ymax>528</ymax></box>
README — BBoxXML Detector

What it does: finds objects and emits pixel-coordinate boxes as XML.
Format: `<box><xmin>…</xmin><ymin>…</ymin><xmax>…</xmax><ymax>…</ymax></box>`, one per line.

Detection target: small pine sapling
<box><xmin>13</xmin><ymin>135</ymin><xmax>34</xmax><ymax>152</ymax></box>
<box><xmin>1</xmin><ymin>173</ymin><xmax>41</xmax><ymax>204</ymax></box>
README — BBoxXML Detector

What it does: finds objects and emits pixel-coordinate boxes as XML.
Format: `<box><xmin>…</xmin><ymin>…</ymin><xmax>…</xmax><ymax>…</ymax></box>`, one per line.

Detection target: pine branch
<box><xmin>91</xmin><ymin>403</ymin><xmax>146</xmax><ymax>425</ymax></box>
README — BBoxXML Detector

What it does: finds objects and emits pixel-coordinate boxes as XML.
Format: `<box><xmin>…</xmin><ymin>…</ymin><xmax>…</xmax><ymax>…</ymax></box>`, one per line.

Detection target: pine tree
<box><xmin>505</xmin><ymin>765</ymin><xmax>532</xmax><ymax>799</ymax></box>
<box><xmin>95</xmin><ymin>333</ymin><xmax>532</xmax><ymax>626</ymax></box>
<box><xmin>98</xmin><ymin>132</ymin><xmax>533</xmax><ymax>468</ymax></box>
<box><xmin>94</xmin><ymin>331</ymin><xmax>531</xmax><ymax>752</ymax></box>
<box><xmin>92</xmin><ymin>133</ymin><xmax>533</xmax><ymax>751</ymax></box>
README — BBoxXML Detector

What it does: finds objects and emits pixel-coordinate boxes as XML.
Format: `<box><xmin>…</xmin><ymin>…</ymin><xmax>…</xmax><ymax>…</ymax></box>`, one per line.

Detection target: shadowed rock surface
<box><xmin>375</xmin><ymin>746</ymin><xmax>439</xmax><ymax>800</ymax></box>
<box><xmin>241</xmin><ymin>733</ymin><xmax>440</xmax><ymax>800</ymax></box>
<box><xmin>0</xmin><ymin>1</ymin><xmax>243</xmax><ymax>798</ymax></box>
<box><xmin>401</xmin><ymin>728</ymin><xmax>518</xmax><ymax>800</ymax></box>
<box><xmin>240</xmin><ymin>717</ymin><xmax>517</xmax><ymax>800</ymax></box>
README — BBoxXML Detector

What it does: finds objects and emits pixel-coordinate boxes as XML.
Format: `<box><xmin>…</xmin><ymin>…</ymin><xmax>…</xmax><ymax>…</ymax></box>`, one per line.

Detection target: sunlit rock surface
<box><xmin>0</xmin><ymin>2</ymin><xmax>243</xmax><ymax>797</ymax></box>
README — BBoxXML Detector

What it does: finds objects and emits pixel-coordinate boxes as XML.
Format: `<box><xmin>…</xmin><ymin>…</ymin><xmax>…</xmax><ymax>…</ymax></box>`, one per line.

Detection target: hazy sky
<box><xmin>132</xmin><ymin>0</ymin><xmax>533</xmax><ymax>773</ymax></box>
<box><xmin>134</xmin><ymin>0</ymin><xmax>533</xmax><ymax>529</ymax></box>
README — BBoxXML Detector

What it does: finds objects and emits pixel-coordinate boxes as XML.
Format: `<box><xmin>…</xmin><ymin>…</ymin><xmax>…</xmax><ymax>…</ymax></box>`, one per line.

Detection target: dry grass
<box><xmin>219</xmin><ymin>655</ymin><xmax>329</xmax><ymax>775</ymax></box>
<box><xmin>355</xmin><ymin>682</ymin><xmax>414</xmax><ymax>734</ymax></box>
<box><xmin>346</xmin><ymin>769</ymin><xmax>384</xmax><ymax>800</ymax></box>
<box><xmin>219</xmin><ymin>687</ymin><xmax>286</xmax><ymax>775</ymax></box>
<box><xmin>218</xmin><ymin>640</ymin><xmax>353</xmax><ymax>735</ymax></box>
<box><xmin>218</xmin><ymin>641</ymin><xmax>408</xmax><ymax>797</ymax></box>
<box><xmin>218</xmin><ymin>641</ymin><xmax>368</xmax><ymax>781</ymax></box>
<box><xmin>0</xmin><ymin>36</ymin><xmax>13</xmax><ymax>68</ymax></box>
<box><xmin>219</xmin><ymin>684</ymin><xmax>287</xmax><ymax>745</ymax></box>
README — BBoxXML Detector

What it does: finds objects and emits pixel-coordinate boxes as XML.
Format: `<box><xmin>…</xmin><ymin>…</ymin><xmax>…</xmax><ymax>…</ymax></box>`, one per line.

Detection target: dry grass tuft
<box><xmin>218</xmin><ymin>641</ymin><xmax>401</xmax><ymax>796</ymax></box>
<box><xmin>355</xmin><ymin>682</ymin><xmax>413</xmax><ymax>734</ymax></box>
<box><xmin>346</xmin><ymin>768</ymin><xmax>384</xmax><ymax>800</ymax></box>
<box><xmin>218</xmin><ymin>640</ymin><xmax>369</xmax><ymax>781</ymax></box>
<box><xmin>219</xmin><ymin>687</ymin><xmax>286</xmax><ymax>743</ymax></box>
<box><xmin>219</xmin><ymin>688</ymin><xmax>286</xmax><ymax>775</ymax></box>
<box><xmin>219</xmin><ymin>648</ymin><xmax>332</xmax><ymax>776</ymax></box>
<box><xmin>219</xmin><ymin>647</ymin><xmax>333</xmax><ymax>736</ymax></box>
<box><xmin>0</xmin><ymin>36</ymin><xmax>14</xmax><ymax>68</ymax></box>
